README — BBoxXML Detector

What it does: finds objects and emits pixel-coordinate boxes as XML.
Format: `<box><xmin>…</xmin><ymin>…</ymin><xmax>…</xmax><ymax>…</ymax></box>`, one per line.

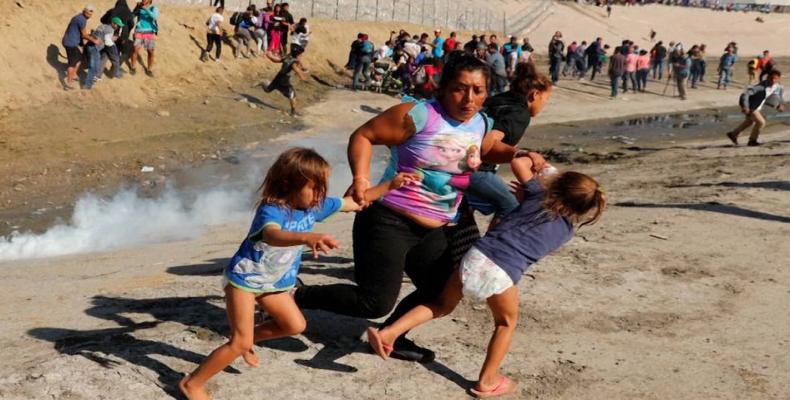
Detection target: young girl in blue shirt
<box><xmin>180</xmin><ymin>147</ymin><xmax>417</xmax><ymax>400</ymax></box>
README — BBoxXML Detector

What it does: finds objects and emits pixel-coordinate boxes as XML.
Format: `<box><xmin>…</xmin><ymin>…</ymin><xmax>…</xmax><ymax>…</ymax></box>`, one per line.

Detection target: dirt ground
<box><xmin>0</xmin><ymin>89</ymin><xmax>789</xmax><ymax>399</ymax></box>
<box><xmin>1</xmin><ymin>1</ymin><xmax>790</xmax><ymax>399</ymax></box>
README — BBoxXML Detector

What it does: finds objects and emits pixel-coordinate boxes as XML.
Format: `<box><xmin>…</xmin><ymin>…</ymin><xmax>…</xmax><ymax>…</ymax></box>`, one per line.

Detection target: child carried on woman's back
<box><xmin>180</xmin><ymin>147</ymin><xmax>419</xmax><ymax>400</ymax></box>
<box><xmin>367</xmin><ymin>155</ymin><xmax>606</xmax><ymax>398</ymax></box>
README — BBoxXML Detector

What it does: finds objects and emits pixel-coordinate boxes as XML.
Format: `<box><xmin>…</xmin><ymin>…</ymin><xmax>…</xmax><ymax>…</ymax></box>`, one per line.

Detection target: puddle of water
<box><xmin>526</xmin><ymin>107</ymin><xmax>790</xmax><ymax>150</ymax></box>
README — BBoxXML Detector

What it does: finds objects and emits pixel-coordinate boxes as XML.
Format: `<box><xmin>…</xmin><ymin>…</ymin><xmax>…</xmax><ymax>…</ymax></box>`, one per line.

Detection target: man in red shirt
<box><xmin>443</xmin><ymin>32</ymin><xmax>457</xmax><ymax>59</ymax></box>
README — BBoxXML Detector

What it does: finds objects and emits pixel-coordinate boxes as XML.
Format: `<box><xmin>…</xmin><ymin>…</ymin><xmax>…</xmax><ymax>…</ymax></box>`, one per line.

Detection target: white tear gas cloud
<box><xmin>0</xmin><ymin>136</ymin><xmax>389</xmax><ymax>261</ymax></box>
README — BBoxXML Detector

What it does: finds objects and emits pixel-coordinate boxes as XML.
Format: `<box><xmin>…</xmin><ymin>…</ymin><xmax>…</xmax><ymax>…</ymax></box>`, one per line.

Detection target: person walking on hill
<box><xmin>352</xmin><ymin>34</ymin><xmax>374</xmax><ymax>91</ymax></box>
<box><xmin>562</xmin><ymin>41</ymin><xmax>577</xmax><ymax>77</ymax></box>
<box><xmin>62</xmin><ymin>5</ymin><xmax>97</xmax><ymax>89</ymax></box>
<box><xmin>726</xmin><ymin>70</ymin><xmax>785</xmax><ymax>146</ymax></box>
<box><xmin>575</xmin><ymin>41</ymin><xmax>588</xmax><ymax>79</ymax></box>
<box><xmin>101</xmin><ymin>0</ymin><xmax>135</xmax><ymax>67</ymax></box>
<box><xmin>130</xmin><ymin>0</ymin><xmax>159</xmax><ymax>77</ymax></box>
<box><xmin>548</xmin><ymin>32</ymin><xmax>564</xmax><ymax>84</ymax></box>
<box><xmin>584</xmin><ymin>38</ymin><xmax>602</xmax><ymax>80</ymax></box>
<box><xmin>608</xmin><ymin>46</ymin><xmax>626</xmax><ymax>98</ymax></box>
<box><xmin>717</xmin><ymin>47</ymin><xmax>736</xmax><ymax>90</ymax></box>
<box><xmin>202</xmin><ymin>6</ymin><xmax>225</xmax><ymax>62</ymax></box>
<box><xmin>268</xmin><ymin>4</ymin><xmax>284</xmax><ymax>55</ymax></box>
<box><xmin>278</xmin><ymin>3</ymin><xmax>294</xmax><ymax>55</ymax></box>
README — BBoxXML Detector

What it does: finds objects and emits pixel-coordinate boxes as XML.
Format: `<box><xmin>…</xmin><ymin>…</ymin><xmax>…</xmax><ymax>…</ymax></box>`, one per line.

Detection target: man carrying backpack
<box><xmin>352</xmin><ymin>34</ymin><xmax>374</xmax><ymax>91</ymax></box>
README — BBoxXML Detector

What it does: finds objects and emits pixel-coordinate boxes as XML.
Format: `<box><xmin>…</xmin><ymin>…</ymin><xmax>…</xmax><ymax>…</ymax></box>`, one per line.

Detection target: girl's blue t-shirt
<box><xmin>225</xmin><ymin>197</ymin><xmax>343</xmax><ymax>293</ymax></box>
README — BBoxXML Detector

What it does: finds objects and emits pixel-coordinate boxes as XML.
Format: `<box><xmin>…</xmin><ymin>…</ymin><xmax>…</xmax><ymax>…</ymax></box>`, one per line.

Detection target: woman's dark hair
<box><xmin>510</xmin><ymin>61</ymin><xmax>552</xmax><ymax>95</ymax></box>
<box><xmin>769</xmin><ymin>69</ymin><xmax>782</xmax><ymax>77</ymax></box>
<box><xmin>437</xmin><ymin>53</ymin><xmax>490</xmax><ymax>92</ymax></box>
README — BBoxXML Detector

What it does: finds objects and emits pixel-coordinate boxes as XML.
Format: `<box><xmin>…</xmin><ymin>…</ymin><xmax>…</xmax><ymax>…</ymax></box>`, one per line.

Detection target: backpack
<box><xmin>229</xmin><ymin>11</ymin><xmax>242</xmax><ymax>26</ymax></box>
<box><xmin>413</xmin><ymin>66</ymin><xmax>428</xmax><ymax>85</ymax></box>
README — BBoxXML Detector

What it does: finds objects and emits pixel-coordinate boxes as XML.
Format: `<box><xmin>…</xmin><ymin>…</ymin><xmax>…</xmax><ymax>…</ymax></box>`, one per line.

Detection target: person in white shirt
<box><xmin>290</xmin><ymin>17</ymin><xmax>310</xmax><ymax>52</ymax></box>
<box><xmin>203</xmin><ymin>6</ymin><xmax>224</xmax><ymax>61</ymax></box>
<box><xmin>727</xmin><ymin>69</ymin><xmax>785</xmax><ymax>146</ymax></box>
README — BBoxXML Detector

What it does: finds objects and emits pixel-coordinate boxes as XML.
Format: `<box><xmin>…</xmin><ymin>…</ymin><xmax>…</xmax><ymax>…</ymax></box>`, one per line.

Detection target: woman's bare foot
<box><xmin>242</xmin><ymin>349</ymin><xmax>260</xmax><ymax>367</ymax></box>
<box><xmin>179</xmin><ymin>374</ymin><xmax>210</xmax><ymax>400</ymax></box>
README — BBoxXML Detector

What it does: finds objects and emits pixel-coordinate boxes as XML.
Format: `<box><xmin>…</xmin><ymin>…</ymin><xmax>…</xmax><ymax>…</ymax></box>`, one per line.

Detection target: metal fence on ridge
<box><xmin>159</xmin><ymin>0</ymin><xmax>552</xmax><ymax>35</ymax></box>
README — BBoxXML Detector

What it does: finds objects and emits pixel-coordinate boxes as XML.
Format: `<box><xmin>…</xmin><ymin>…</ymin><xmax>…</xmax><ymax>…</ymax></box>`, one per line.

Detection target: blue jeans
<box><xmin>718</xmin><ymin>68</ymin><xmax>731</xmax><ymax>87</ymax></box>
<box><xmin>353</xmin><ymin>57</ymin><xmax>371</xmax><ymax>90</ymax></box>
<box><xmin>651</xmin><ymin>59</ymin><xmax>664</xmax><ymax>80</ymax></box>
<box><xmin>637</xmin><ymin>69</ymin><xmax>648</xmax><ymax>91</ymax></box>
<box><xmin>464</xmin><ymin>171</ymin><xmax>519</xmax><ymax>217</ymax></box>
<box><xmin>85</xmin><ymin>45</ymin><xmax>101</xmax><ymax>89</ymax></box>
<box><xmin>549</xmin><ymin>57</ymin><xmax>562</xmax><ymax>83</ymax></box>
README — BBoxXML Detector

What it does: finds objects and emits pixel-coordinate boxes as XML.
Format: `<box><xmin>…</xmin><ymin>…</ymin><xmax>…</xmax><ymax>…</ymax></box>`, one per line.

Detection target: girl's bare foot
<box><xmin>242</xmin><ymin>349</ymin><xmax>260</xmax><ymax>367</ymax></box>
<box><xmin>179</xmin><ymin>374</ymin><xmax>210</xmax><ymax>400</ymax></box>
<box><xmin>470</xmin><ymin>375</ymin><xmax>518</xmax><ymax>398</ymax></box>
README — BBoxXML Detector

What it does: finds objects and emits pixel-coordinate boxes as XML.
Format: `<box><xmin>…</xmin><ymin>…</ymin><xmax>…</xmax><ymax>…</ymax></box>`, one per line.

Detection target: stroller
<box><xmin>369</xmin><ymin>58</ymin><xmax>402</xmax><ymax>93</ymax></box>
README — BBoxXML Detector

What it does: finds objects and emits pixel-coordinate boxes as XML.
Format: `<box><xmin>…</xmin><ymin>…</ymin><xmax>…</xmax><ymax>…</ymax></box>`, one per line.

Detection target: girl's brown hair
<box><xmin>510</xmin><ymin>61</ymin><xmax>553</xmax><ymax>96</ymax></box>
<box><xmin>258</xmin><ymin>147</ymin><xmax>330</xmax><ymax>208</ymax></box>
<box><xmin>543</xmin><ymin>171</ymin><xmax>606</xmax><ymax>228</ymax></box>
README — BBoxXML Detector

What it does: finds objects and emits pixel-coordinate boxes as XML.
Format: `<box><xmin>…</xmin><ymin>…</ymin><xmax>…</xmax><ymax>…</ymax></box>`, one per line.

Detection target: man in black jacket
<box><xmin>101</xmin><ymin>0</ymin><xmax>134</xmax><ymax>65</ymax></box>
<box><xmin>650</xmin><ymin>41</ymin><xmax>667</xmax><ymax>80</ymax></box>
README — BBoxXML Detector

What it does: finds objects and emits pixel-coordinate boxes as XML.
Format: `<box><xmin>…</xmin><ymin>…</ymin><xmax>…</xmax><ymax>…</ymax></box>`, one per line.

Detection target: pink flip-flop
<box><xmin>366</xmin><ymin>327</ymin><xmax>393</xmax><ymax>360</ymax></box>
<box><xmin>469</xmin><ymin>376</ymin><xmax>518</xmax><ymax>398</ymax></box>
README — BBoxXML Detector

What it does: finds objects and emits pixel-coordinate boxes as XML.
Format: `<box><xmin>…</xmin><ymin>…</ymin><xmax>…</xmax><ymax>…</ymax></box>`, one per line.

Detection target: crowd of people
<box><xmin>61</xmin><ymin>0</ymin><xmax>158</xmax><ymax>89</ymax></box>
<box><xmin>200</xmin><ymin>2</ymin><xmax>309</xmax><ymax>61</ymax></box>
<box><xmin>343</xmin><ymin>29</ymin><xmax>534</xmax><ymax>98</ymax></box>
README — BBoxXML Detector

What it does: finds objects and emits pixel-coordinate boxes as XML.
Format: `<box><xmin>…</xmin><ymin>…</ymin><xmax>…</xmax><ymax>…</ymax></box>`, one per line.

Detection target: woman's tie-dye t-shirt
<box><xmin>378</xmin><ymin>100</ymin><xmax>490</xmax><ymax>223</ymax></box>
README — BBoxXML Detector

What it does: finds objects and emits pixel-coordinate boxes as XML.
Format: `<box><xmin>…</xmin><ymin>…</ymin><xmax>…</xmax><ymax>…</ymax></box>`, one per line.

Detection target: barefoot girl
<box><xmin>367</xmin><ymin>160</ymin><xmax>605</xmax><ymax>398</ymax></box>
<box><xmin>180</xmin><ymin>147</ymin><xmax>418</xmax><ymax>400</ymax></box>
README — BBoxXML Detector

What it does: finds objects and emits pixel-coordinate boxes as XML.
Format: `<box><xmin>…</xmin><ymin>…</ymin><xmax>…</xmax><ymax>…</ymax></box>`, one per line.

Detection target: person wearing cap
<box><xmin>104</xmin><ymin>17</ymin><xmax>125</xmax><ymax>80</ymax></box>
<box><xmin>131</xmin><ymin>0</ymin><xmax>159</xmax><ymax>77</ymax></box>
<box><xmin>431</xmin><ymin>29</ymin><xmax>444</xmax><ymax>60</ymax></box>
<box><xmin>84</xmin><ymin>17</ymin><xmax>124</xmax><ymax>89</ymax></box>
<box><xmin>62</xmin><ymin>5</ymin><xmax>98</xmax><ymax>89</ymax></box>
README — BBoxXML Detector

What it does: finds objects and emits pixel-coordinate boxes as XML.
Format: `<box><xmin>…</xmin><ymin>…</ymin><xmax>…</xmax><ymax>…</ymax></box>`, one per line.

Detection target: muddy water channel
<box><xmin>525</xmin><ymin>106</ymin><xmax>790</xmax><ymax>153</ymax></box>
